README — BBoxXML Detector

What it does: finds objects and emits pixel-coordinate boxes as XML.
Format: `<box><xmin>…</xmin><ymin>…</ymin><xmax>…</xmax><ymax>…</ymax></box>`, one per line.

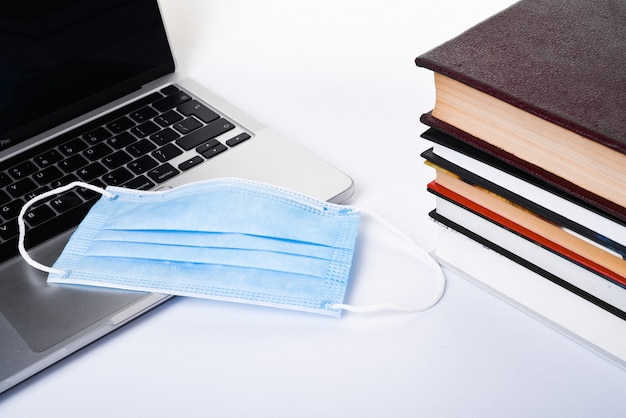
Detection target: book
<box><xmin>415</xmin><ymin>0</ymin><xmax>626</xmax><ymax>220</ymax></box>
<box><xmin>429</xmin><ymin>169</ymin><xmax>626</xmax><ymax>280</ymax></box>
<box><xmin>428</xmin><ymin>182</ymin><xmax>626</xmax><ymax>300</ymax></box>
<box><xmin>420</xmin><ymin>115</ymin><xmax>626</xmax><ymax>224</ymax></box>
<box><xmin>420</xmin><ymin>134</ymin><xmax>626</xmax><ymax>257</ymax></box>
<box><xmin>429</xmin><ymin>202</ymin><xmax>626</xmax><ymax>319</ymax></box>
<box><xmin>431</xmin><ymin>216</ymin><xmax>626</xmax><ymax>368</ymax></box>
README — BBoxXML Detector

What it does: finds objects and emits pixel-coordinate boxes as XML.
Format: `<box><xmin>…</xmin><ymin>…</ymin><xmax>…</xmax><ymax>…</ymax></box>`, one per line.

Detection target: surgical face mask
<box><xmin>19</xmin><ymin>179</ymin><xmax>445</xmax><ymax>316</ymax></box>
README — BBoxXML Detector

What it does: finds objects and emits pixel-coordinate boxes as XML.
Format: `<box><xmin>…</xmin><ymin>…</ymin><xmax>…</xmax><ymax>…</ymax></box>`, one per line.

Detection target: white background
<box><xmin>2</xmin><ymin>0</ymin><xmax>626</xmax><ymax>416</ymax></box>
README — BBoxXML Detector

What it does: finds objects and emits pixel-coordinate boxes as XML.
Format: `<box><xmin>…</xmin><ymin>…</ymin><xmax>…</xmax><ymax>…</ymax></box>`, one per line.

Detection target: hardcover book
<box><xmin>415</xmin><ymin>0</ymin><xmax>626</xmax><ymax>218</ymax></box>
<box><xmin>427</xmin><ymin>177</ymin><xmax>626</xmax><ymax>286</ymax></box>
<box><xmin>429</xmin><ymin>200</ymin><xmax>626</xmax><ymax>319</ymax></box>
<box><xmin>420</xmin><ymin>138</ymin><xmax>626</xmax><ymax>257</ymax></box>
<box><xmin>432</xmin><ymin>215</ymin><xmax>626</xmax><ymax>368</ymax></box>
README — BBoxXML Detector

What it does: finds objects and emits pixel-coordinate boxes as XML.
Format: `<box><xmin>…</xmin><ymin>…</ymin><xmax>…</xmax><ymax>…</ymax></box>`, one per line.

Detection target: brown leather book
<box><xmin>415</xmin><ymin>0</ymin><xmax>626</xmax><ymax>219</ymax></box>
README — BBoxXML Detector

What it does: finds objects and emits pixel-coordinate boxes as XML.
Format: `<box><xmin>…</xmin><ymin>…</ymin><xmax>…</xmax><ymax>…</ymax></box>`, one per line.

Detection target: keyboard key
<box><xmin>60</xmin><ymin>138</ymin><xmax>88</xmax><ymax>156</ymax></box>
<box><xmin>176</xmin><ymin>118</ymin><xmax>235</xmax><ymax>150</ymax></box>
<box><xmin>0</xmin><ymin>220</ymin><xmax>17</xmax><ymax>242</ymax></box>
<box><xmin>83</xmin><ymin>127</ymin><xmax>112</xmax><ymax>144</ymax></box>
<box><xmin>102</xmin><ymin>167</ymin><xmax>133</xmax><ymax>186</ymax></box>
<box><xmin>24</xmin><ymin>204</ymin><xmax>56</xmax><ymax>227</ymax></box>
<box><xmin>127</xmin><ymin>139</ymin><xmax>157</xmax><ymax>156</ymax></box>
<box><xmin>128</xmin><ymin>155</ymin><xmax>159</xmax><ymax>174</ymax></box>
<box><xmin>25</xmin><ymin>187</ymin><xmax>50</xmax><ymax>201</ymax></box>
<box><xmin>152</xmin><ymin>91</ymin><xmax>191</xmax><ymax>112</ymax></box>
<box><xmin>154</xmin><ymin>110</ymin><xmax>183</xmax><ymax>127</ymax></box>
<box><xmin>178</xmin><ymin>156</ymin><xmax>204</xmax><ymax>171</ymax></box>
<box><xmin>90</xmin><ymin>178</ymin><xmax>107</xmax><ymax>189</ymax></box>
<box><xmin>106</xmin><ymin>117</ymin><xmax>135</xmax><ymax>133</ymax></box>
<box><xmin>225</xmin><ymin>133</ymin><xmax>251</xmax><ymax>147</ymax></box>
<box><xmin>33</xmin><ymin>166</ymin><xmax>63</xmax><ymax>185</ymax></box>
<box><xmin>35</xmin><ymin>149</ymin><xmax>63</xmax><ymax>167</ymax></box>
<box><xmin>0</xmin><ymin>172</ymin><xmax>11</xmax><ymax>188</ymax></box>
<box><xmin>131</xmin><ymin>120</ymin><xmax>160</xmax><ymax>138</ymax></box>
<box><xmin>177</xmin><ymin>100</ymin><xmax>219</xmax><ymax>123</ymax></box>
<box><xmin>152</xmin><ymin>143</ymin><xmax>183</xmax><ymax>162</ymax></box>
<box><xmin>108</xmin><ymin>132</ymin><xmax>137</xmax><ymax>149</ymax></box>
<box><xmin>7</xmin><ymin>178</ymin><xmax>37</xmax><ymax>198</ymax></box>
<box><xmin>129</xmin><ymin>106</ymin><xmax>158</xmax><ymax>123</ymax></box>
<box><xmin>50</xmin><ymin>174</ymin><xmax>79</xmax><ymax>189</ymax></box>
<box><xmin>173</xmin><ymin>117</ymin><xmax>202</xmax><ymax>134</ymax></box>
<box><xmin>102</xmin><ymin>150</ymin><xmax>133</xmax><ymax>169</ymax></box>
<box><xmin>59</xmin><ymin>154</ymin><xmax>88</xmax><ymax>173</ymax></box>
<box><xmin>124</xmin><ymin>175</ymin><xmax>155</xmax><ymax>191</ymax></box>
<box><xmin>150</xmin><ymin>127</ymin><xmax>180</xmax><ymax>146</ymax></box>
<box><xmin>160</xmin><ymin>85</ymin><xmax>180</xmax><ymax>96</ymax></box>
<box><xmin>77</xmin><ymin>162</ymin><xmax>107</xmax><ymax>182</ymax></box>
<box><xmin>1</xmin><ymin>199</ymin><xmax>24</xmax><ymax>221</ymax></box>
<box><xmin>139</xmin><ymin>91</ymin><xmax>164</xmax><ymax>104</ymax></box>
<box><xmin>49</xmin><ymin>192</ymin><xmax>82</xmax><ymax>213</ymax></box>
<box><xmin>76</xmin><ymin>184</ymin><xmax>103</xmax><ymax>201</ymax></box>
<box><xmin>198</xmin><ymin>140</ymin><xmax>228</xmax><ymax>159</ymax></box>
<box><xmin>147</xmin><ymin>163</ymin><xmax>179</xmax><ymax>183</ymax></box>
<box><xmin>0</xmin><ymin>190</ymin><xmax>10</xmax><ymax>205</ymax></box>
<box><xmin>83</xmin><ymin>142</ymin><xmax>113</xmax><ymax>161</ymax></box>
<box><xmin>9</xmin><ymin>161</ymin><xmax>37</xmax><ymax>179</ymax></box>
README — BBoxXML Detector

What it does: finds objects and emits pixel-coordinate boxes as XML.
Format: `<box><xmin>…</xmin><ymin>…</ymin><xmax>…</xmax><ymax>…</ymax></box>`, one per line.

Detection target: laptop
<box><xmin>0</xmin><ymin>0</ymin><xmax>353</xmax><ymax>394</ymax></box>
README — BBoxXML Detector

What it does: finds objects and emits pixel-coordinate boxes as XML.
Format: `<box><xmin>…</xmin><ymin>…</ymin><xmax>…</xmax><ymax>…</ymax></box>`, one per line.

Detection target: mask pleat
<box><xmin>63</xmin><ymin>255</ymin><xmax>349</xmax><ymax>316</ymax></box>
<box><xmin>82</xmin><ymin>240</ymin><xmax>353</xmax><ymax>278</ymax></box>
<box><xmin>93</xmin><ymin>229</ymin><xmax>344</xmax><ymax>257</ymax></box>
<box><xmin>98</xmin><ymin>188</ymin><xmax>359</xmax><ymax>249</ymax></box>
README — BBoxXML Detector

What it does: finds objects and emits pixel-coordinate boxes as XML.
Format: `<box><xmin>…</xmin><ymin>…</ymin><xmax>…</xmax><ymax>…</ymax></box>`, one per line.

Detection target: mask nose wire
<box><xmin>329</xmin><ymin>207</ymin><xmax>447</xmax><ymax>313</ymax></box>
<box><xmin>18</xmin><ymin>181</ymin><xmax>115</xmax><ymax>275</ymax></box>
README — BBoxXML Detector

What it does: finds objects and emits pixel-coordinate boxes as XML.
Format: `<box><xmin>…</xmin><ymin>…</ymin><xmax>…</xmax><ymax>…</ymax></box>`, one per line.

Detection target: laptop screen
<box><xmin>0</xmin><ymin>0</ymin><xmax>174</xmax><ymax>153</ymax></box>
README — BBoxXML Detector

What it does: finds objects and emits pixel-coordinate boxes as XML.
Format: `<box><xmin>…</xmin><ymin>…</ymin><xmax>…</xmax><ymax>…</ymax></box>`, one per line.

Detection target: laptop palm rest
<box><xmin>0</xmin><ymin>232</ymin><xmax>147</xmax><ymax>353</ymax></box>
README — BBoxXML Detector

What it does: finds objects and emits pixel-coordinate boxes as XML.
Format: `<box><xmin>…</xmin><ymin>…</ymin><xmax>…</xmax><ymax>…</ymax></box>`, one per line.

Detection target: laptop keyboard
<box><xmin>0</xmin><ymin>85</ymin><xmax>251</xmax><ymax>264</ymax></box>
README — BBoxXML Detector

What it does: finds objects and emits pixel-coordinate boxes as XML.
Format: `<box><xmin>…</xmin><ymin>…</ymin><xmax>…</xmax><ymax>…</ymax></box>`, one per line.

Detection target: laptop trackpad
<box><xmin>0</xmin><ymin>235</ymin><xmax>145</xmax><ymax>353</ymax></box>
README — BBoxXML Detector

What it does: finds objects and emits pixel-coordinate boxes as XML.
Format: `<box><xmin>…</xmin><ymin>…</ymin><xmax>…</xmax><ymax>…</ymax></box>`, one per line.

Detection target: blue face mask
<box><xmin>19</xmin><ymin>179</ymin><xmax>445</xmax><ymax>316</ymax></box>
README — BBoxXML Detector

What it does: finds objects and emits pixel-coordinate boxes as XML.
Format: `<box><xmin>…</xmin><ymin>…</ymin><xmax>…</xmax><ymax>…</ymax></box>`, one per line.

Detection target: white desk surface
<box><xmin>3</xmin><ymin>1</ymin><xmax>626</xmax><ymax>416</ymax></box>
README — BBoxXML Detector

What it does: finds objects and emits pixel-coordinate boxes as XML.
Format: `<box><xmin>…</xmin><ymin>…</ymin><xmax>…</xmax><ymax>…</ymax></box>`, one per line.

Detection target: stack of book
<box><xmin>415</xmin><ymin>0</ymin><xmax>626</xmax><ymax>365</ymax></box>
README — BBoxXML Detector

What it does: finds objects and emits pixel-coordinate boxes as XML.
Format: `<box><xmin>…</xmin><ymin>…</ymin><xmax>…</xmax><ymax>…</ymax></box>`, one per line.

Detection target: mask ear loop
<box><xmin>18</xmin><ymin>181</ymin><xmax>116</xmax><ymax>275</ymax></box>
<box><xmin>329</xmin><ymin>207</ymin><xmax>446</xmax><ymax>313</ymax></box>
